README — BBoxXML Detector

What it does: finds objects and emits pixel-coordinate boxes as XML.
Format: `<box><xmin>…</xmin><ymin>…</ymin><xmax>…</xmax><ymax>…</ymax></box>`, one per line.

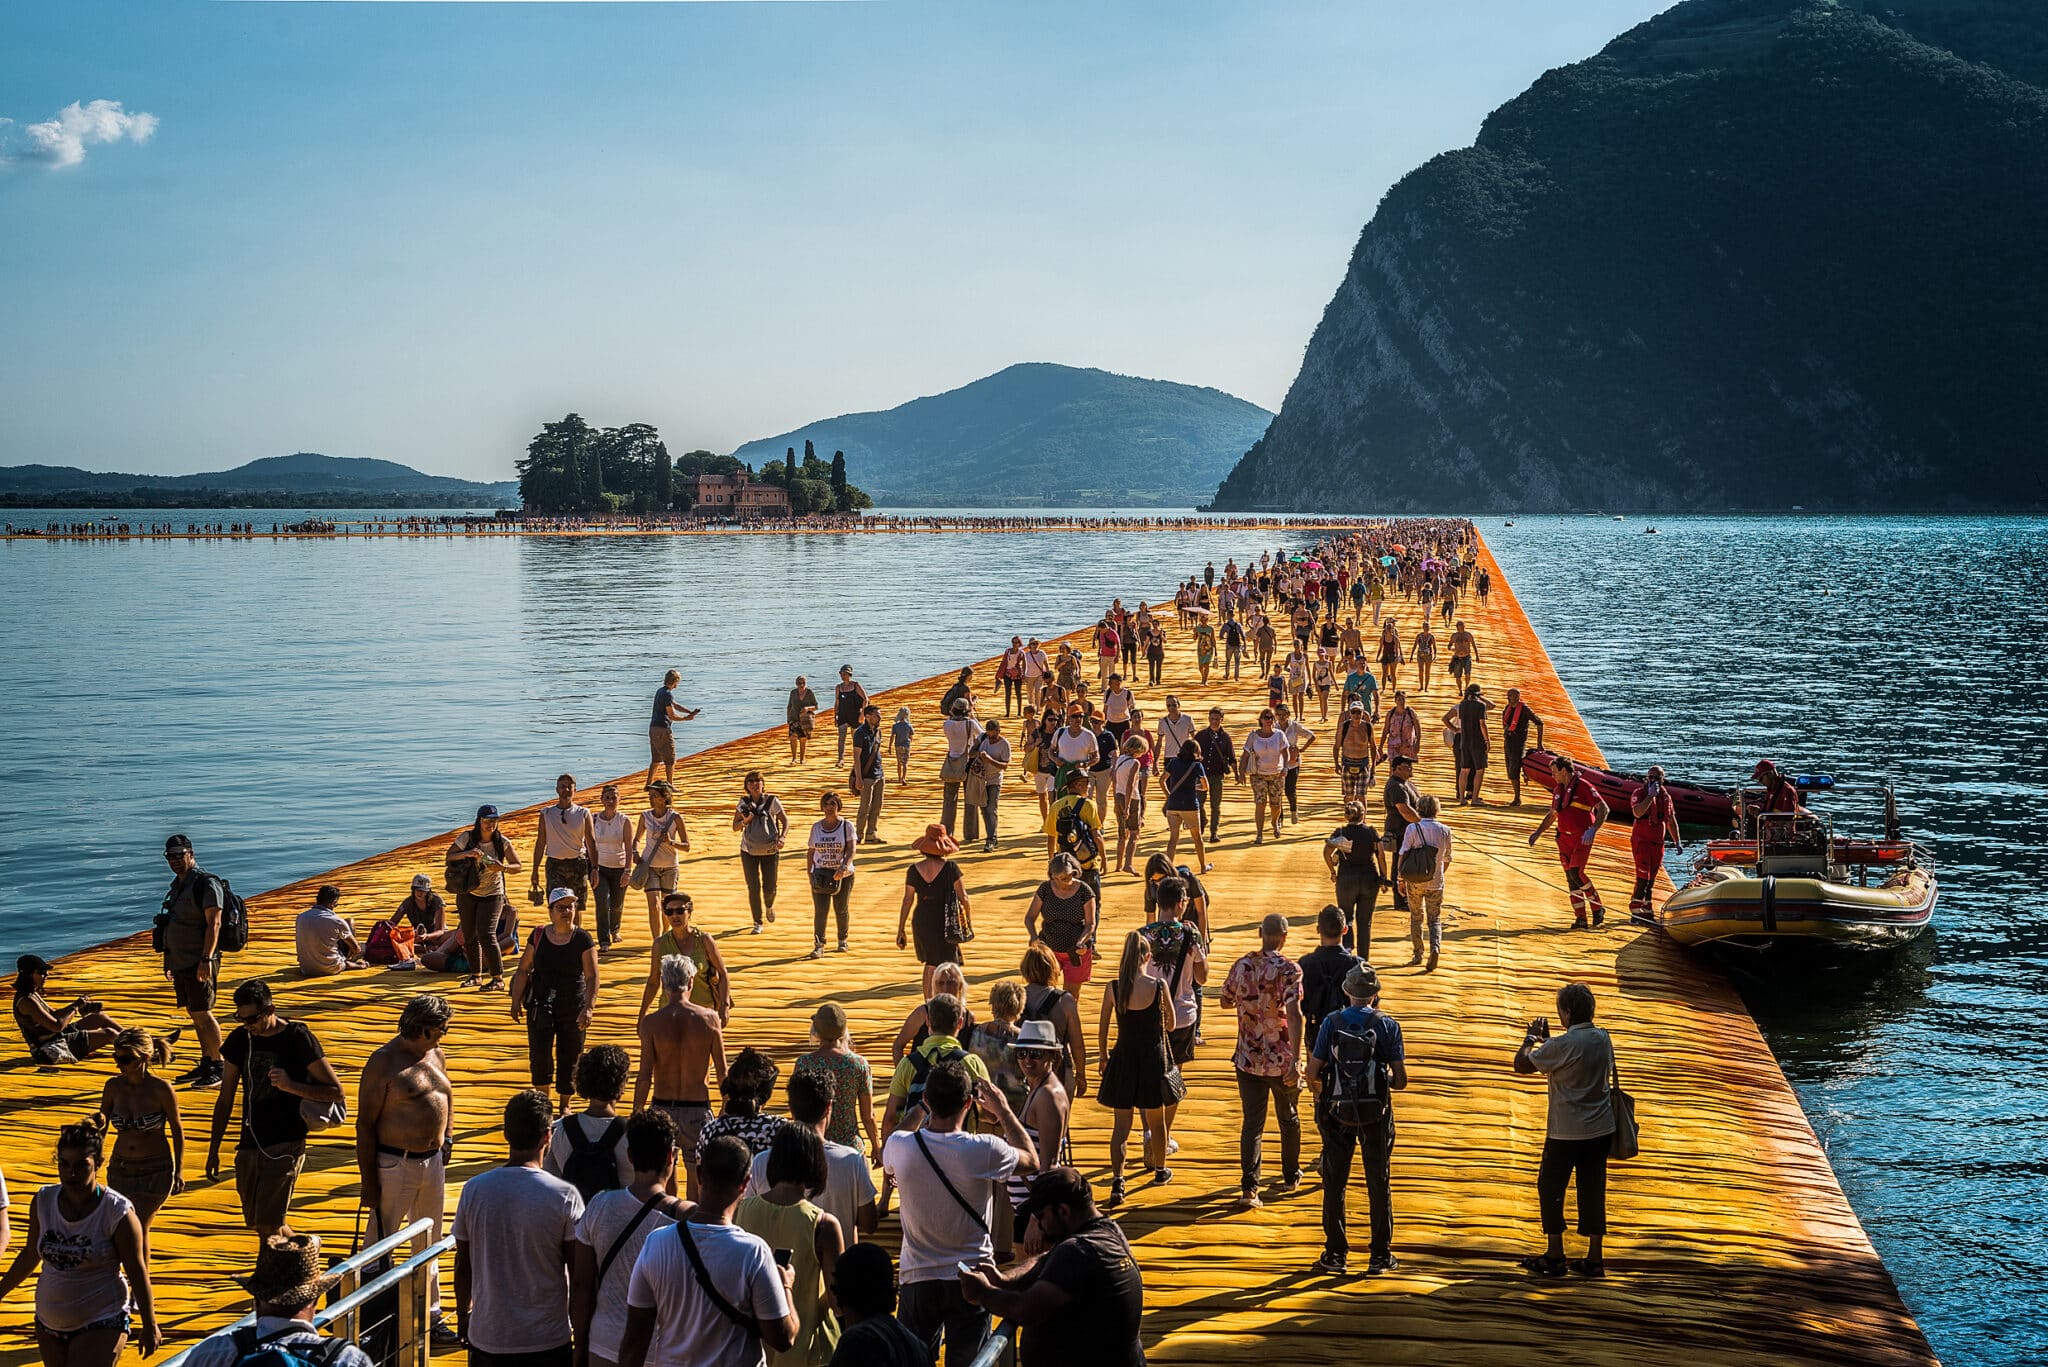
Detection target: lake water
<box><xmin>3</xmin><ymin>508</ymin><xmax>2041</xmax><ymax>1363</ymax></box>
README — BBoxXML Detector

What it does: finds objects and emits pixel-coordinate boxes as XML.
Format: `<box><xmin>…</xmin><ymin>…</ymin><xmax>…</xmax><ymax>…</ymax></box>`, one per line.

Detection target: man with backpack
<box><xmin>1306</xmin><ymin>965</ymin><xmax>1408</xmax><ymax>1276</ymax></box>
<box><xmin>880</xmin><ymin>994</ymin><xmax>989</xmax><ymax>1135</ymax></box>
<box><xmin>1042</xmin><ymin>770</ymin><xmax>1103</xmax><ymax>902</ymax></box>
<box><xmin>161</xmin><ymin>832</ymin><xmax>235</xmax><ymax>1088</ymax></box>
<box><xmin>180</xmin><ymin>1232</ymin><xmax>372</xmax><ymax>1367</ymax></box>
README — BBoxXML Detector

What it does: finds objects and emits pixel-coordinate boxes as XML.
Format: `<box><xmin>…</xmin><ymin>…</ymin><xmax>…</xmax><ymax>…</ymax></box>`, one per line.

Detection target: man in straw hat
<box><xmin>1004</xmin><ymin>1021</ymin><xmax>1071</xmax><ymax>1249</ymax></box>
<box><xmin>182</xmin><ymin>1232</ymin><xmax>372</xmax><ymax>1367</ymax></box>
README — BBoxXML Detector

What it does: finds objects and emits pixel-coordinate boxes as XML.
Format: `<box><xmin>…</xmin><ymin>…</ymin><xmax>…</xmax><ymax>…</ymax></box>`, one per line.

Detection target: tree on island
<box><xmin>516</xmin><ymin>421</ymin><xmax>870</xmax><ymax>514</ymax></box>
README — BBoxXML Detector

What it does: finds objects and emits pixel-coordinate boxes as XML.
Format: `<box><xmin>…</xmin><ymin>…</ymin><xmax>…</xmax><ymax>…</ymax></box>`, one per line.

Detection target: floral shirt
<box><xmin>1221</xmin><ymin>948</ymin><xmax>1303</xmax><ymax>1078</ymax></box>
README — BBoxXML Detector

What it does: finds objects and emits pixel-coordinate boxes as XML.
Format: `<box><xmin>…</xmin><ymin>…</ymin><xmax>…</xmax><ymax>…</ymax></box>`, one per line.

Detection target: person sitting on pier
<box><xmin>294</xmin><ymin>885</ymin><xmax>370</xmax><ymax>977</ymax></box>
<box><xmin>13</xmin><ymin>955</ymin><xmax>129</xmax><ymax>1065</ymax></box>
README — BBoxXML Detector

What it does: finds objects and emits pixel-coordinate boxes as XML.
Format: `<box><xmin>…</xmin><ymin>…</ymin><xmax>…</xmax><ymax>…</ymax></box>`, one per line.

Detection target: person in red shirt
<box><xmin>1627</xmin><ymin>765</ymin><xmax>1682</xmax><ymax>924</ymax></box>
<box><xmin>1527</xmin><ymin>756</ymin><xmax>1611</xmax><ymax>927</ymax></box>
<box><xmin>1751</xmin><ymin>759</ymin><xmax>1805</xmax><ymax>816</ymax></box>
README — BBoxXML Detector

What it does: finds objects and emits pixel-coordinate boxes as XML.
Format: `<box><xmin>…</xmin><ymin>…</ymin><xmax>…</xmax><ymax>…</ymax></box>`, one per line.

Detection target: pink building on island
<box><xmin>691</xmin><ymin>472</ymin><xmax>791</xmax><ymax>518</ymax></box>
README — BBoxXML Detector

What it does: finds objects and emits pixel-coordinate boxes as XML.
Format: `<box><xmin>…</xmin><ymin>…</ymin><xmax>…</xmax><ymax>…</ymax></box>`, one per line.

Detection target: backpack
<box><xmin>363</xmin><ymin>920</ymin><xmax>414</xmax><ymax>965</ymax></box>
<box><xmin>902</xmin><ymin>1043</ymin><xmax>968</xmax><ymax>1119</ymax></box>
<box><xmin>1053</xmin><ymin>799</ymin><xmax>1100</xmax><ymax>865</ymax></box>
<box><xmin>229</xmin><ymin>1324</ymin><xmax>356</xmax><ymax>1367</ymax></box>
<box><xmin>559</xmin><ymin>1116</ymin><xmax>626</xmax><ymax>1201</ymax></box>
<box><xmin>1325</xmin><ymin>1013</ymin><xmax>1390</xmax><ymax>1132</ymax></box>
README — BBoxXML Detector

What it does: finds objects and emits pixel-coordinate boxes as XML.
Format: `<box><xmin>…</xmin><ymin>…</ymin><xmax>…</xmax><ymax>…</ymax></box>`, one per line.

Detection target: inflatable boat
<box><xmin>1659</xmin><ymin>793</ymin><xmax>1936</xmax><ymax>949</ymax></box>
<box><xmin>1519</xmin><ymin>748</ymin><xmax>1736</xmax><ymax>833</ymax></box>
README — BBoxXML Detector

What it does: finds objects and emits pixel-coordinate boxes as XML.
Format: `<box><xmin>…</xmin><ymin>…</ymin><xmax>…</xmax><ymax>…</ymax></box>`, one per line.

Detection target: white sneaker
<box><xmin>751</xmin><ymin>924</ymin><xmax>764</xmax><ymax>935</ymax></box>
<box><xmin>1167</xmin><ymin>1137</ymin><xmax>1180</xmax><ymax>1156</ymax></box>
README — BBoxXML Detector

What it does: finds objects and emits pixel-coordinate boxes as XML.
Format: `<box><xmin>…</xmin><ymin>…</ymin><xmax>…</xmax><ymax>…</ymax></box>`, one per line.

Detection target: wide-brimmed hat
<box><xmin>1013</xmin><ymin>1020</ymin><xmax>1062</xmax><ymax>1052</ymax></box>
<box><xmin>1343</xmin><ymin>964</ymin><xmax>1382</xmax><ymax>1001</ymax></box>
<box><xmin>912</xmin><ymin>825</ymin><xmax>959</xmax><ymax>859</ymax></box>
<box><xmin>233</xmin><ymin>1232</ymin><xmax>342</xmax><ymax>1309</ymax></box>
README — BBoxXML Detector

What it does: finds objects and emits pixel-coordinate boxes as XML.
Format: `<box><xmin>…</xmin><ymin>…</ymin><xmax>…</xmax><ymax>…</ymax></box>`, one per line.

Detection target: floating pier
<box><xmin>0</xmin><ymin>536</ymin><xmax>1936</xmax><ymax>1366</ymax></box>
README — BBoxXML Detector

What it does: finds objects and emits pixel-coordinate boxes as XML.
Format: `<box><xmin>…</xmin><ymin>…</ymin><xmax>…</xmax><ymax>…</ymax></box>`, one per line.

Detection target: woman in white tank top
<box><xmin>589</xmin><ymin>784</ymin><xmax>633</xmax><ymax>949</ymax></box>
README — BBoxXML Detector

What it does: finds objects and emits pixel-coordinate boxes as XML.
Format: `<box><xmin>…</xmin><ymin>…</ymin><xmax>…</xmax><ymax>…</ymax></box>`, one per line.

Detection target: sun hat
<box><xmin>912</xmin><ymin>825</ymin><xmax>959</xmax><ymax>859</ymax></box>
<box><xmin>1013</xmin><ymin>1019</ymin><xmax>1062</xmax><ymax>1052</ymax></box>
<box><xmin>1343</xmin><ymin>963</ymin><xmax>1382</xmax><ymax>1001</ymax></box>
<box><xmin>647</xmin><ymin>779</ymin><xmax>675</xmax><ymax>795</ymax></box>
<box><xmin>547</xmin><ymin>887</ymin><xmax>577</xmax><ymax>905</ymax></box>
<box><xmin>233</xmin><ymin>1232</ymin><xmax>343</xmax><ymax>1310</ymax></box>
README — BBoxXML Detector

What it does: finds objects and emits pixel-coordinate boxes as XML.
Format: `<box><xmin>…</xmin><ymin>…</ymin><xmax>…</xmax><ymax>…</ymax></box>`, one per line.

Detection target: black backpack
<box><xmin>559</xmin><ymin>1117</ymin><xmax>626</xmax><ymax>1201</ymax></box>
<box><xmin>229</xmin><ymin>1325</ymin><xmax>355</xmax><ymax>1367</ymax></box>
<box><xmin>1324</xmin><ymin>1013</ymin><xmax>1390</xmax><ymax>1132</ymax></box>
<box><xmin>1053</xmin><ymin>800</ymin><xmax>1100</xmax><ymax>864</ymax></box>
<box><xmin>903</xmin><ymin>1043</ymin><xmax>967</xmax><ymax>1119</ymax></box>
<box><xmin>156</xmin><ymin>871</ymin><xmax>250</xmax><ymax>955</ymax></box>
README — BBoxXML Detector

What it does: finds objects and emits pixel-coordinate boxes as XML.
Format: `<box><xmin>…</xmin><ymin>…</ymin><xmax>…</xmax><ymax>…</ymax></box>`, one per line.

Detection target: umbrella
<box><xmin>1391</xmin><ymin>543</ymin><xmax>1406</xmax><ymax>554</ymax></box>
<box><xmin>1379</xmin><ymin>555</ymin><xmax>1395</xmax><ymax>566</ymax></box>
<box><xmin>1184</xmin><ymin>605</ymin><xmax>1212</xmax><ymax>617</ymax></box>
<box><xmin>1422</xmin><ymin>557</ymin><xmax>1443</xmax><ymax>570</ymax></box>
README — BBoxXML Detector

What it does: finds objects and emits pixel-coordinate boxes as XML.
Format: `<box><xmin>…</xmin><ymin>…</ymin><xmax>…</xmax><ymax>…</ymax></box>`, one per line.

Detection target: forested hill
<box><xmin>0</xmin><ymin>454</ymin><xmax>517</xmax><ymax>507</ymax></box>
<box><xmin>1210</xmin><ymin>0</ymin><xmax>2048</xmax><ymax>513</ymax></box>
<box><xmin>733</xmin><ymin>363</ymin><xmax>1273</xmax><ymax>507</ymax></box>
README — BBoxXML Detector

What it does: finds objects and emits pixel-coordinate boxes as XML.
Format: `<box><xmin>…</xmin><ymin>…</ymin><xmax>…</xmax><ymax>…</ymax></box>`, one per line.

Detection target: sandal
<box><xmin>1570</xmin><ymin>1257</ymin><xmax>1605</xmax><ymax>1278</ymax></box>
<box><xmin>481</xmin><ymin>978</ymin><xmax>505</xmax><ymax>993</ymax></box>
<box><xmin>1518</xmin><ymin>1253</ymin><xmax>1570</xmax><ymax>1278</ymax></box>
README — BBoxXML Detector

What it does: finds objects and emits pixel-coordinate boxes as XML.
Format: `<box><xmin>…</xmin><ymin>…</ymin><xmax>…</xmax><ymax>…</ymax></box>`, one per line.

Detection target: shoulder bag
<box><xmin>597</xmin><ymin>1194</ymin><xmax>686</xmax><ymax>1289</ymax></box>
<box><xmin>674</xmin><ymin>1219</ymin><xmax>762</xmax><ymax>1338</ymax></box>
<box><xmin>1608</xmin><ymin>1053</ymin><xmax>1639</xmax><ymax>1160</ymax></box>
<box><xmin>961</xmin><ymin>739</ymin><xmax>989</xmax><ymax>808</ymax></box>
<box><xmin>913</xmin><ymin>1131</ymin><xmax>990</xmax><ymax>1234</ymax></box>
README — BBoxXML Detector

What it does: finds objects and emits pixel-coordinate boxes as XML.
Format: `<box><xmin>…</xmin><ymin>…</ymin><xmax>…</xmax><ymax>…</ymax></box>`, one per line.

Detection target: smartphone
<box><xmin>955</xmin><ymin>1261</ymin><xmax>978</xmax><ymax>1278</ymax></box>
<box><xmin>772</xmin><ymin>1248</ymin><xmax>793</xmax><ymax>1268</ymax></box>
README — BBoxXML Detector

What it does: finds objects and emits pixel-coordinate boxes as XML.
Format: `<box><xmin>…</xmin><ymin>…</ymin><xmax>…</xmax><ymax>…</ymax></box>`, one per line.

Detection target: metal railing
<box><xmin>965</xmin><ymin>1320</ymin><xmax>1015</xmax><ymax>1367</ymax></box>
<box><xmin>159</xmin><ymin>1219</ymin><xmax>452</xmax><ymax>1367</ymax></box>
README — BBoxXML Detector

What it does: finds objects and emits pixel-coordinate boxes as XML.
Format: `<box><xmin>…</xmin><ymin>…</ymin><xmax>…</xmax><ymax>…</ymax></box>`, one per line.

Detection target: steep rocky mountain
<box><xmin>1211</xmin><ymin>0</ymin><xmax>2048</xmax><ymax>512</ymax></box>
<box><xmin>733</xmin><ymin>363</ymin><xmax>1272</xmax><ymax>506</ymax></box>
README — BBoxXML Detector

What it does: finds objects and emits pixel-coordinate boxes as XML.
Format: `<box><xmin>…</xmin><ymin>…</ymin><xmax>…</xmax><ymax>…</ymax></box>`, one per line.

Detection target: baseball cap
<box><xmin>164</xmin><ymin>834</ymin><xmax>193</xmax><ymax>853</ymax></box>
<box><xmin>1012</xmin><ymin>1166</ymin><xmax>1092</xmax><ymax>1222</ymax></box>
<box><xmin>411</xmin><ymin>874</ymin><xmax>433</xmax><ymax>892</ymax></box>
<box><xmin>17</xmin><ymin>954</ymin><xmax>54</xmax><ymax>975</ymax></box>
<box><xmin>547</xmin><ymin>887</ymin><xmax>577</xmax><ymax>905</ymax></box>
<box><xmin>475</xmin><ymin>805</ymin><xmax>500</xmax><ymax>821</ymax></box>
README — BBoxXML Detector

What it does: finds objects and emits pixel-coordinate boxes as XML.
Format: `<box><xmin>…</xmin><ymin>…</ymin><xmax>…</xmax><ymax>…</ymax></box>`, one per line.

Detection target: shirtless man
<box><xmin>1333</xmin><ymin>700</ymin><xmax>1378</xmax><ymax>804</ymax></box>
<box><xmin>356</xmin><ymin>995</ymin><xmax>457</xmax><ymax>1340</ymax></box>
<box><xmin>1447</xmin><ymin>620</ymin><xmax>1479</xmax><ymax>687</ymax></box>
<box><xmin>634</xmin><ymin>954</ymin><xmax>727</xmax><ymax>1200</ymax></box>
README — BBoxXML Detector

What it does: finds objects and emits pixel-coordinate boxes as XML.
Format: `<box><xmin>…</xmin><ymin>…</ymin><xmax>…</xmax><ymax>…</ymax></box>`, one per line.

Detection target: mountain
<box><xmin>0</xmin><ymin>454</ymin><xmax>519</xmax><ymax>508</ymax></box>
<box><xmin>732</xmin><ymin>364</ymin><xmax>1273</xmax><ymax>507</ymax></box>
<box><xmin>1211</xmin><ymin>0</ymin><xmax>2048</xmax><ymax>513</ymax></box>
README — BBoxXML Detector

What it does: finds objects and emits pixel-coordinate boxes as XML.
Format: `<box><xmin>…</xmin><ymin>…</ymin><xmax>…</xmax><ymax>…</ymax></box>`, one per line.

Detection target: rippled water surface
<box><xmin>3</xmin><ymin>508</ymin><xmax>2043</xmax><ymax>1362</ymax></box>
<box><xmin>1488</xmin><ymin>514</ymin><xmax>2048</xmax><ymax>1366</ymax></box>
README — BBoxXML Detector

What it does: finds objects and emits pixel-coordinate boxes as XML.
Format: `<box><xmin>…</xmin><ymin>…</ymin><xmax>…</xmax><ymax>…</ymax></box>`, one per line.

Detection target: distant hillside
<box><xmin>1212</xmin><ymin>0</ymin><xmax>2048</xmax><ymax>512</ymax></box>
<box><xmin>0</xmin><ymin>454</ymin><xmax>519</xmax><ymax>508</ymax></box>
<box><xmin>733</xmin><ymin>364</ymin><xmax>1273</xmax><ymax>507</ymax></box>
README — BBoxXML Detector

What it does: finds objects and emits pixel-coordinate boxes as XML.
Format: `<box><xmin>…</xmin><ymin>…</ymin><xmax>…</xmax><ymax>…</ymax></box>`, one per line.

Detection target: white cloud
<box><xmin>1</xmin><ymin>100</ymin><xmax>159</xmax><ymax>169</ymax></box>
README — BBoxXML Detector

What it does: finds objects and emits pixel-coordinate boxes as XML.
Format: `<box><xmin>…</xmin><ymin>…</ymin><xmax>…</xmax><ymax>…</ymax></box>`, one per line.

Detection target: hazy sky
<box><xmin>1</xmin><ymin>0</ymin><xmax>1668</xmax><ymax>480</ymax></box>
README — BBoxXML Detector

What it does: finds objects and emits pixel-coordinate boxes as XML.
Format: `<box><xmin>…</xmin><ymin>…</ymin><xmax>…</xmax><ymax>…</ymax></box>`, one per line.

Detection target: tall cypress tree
<box><xmin>830</xmin><ymin>450</ymin><xmax>848</xmax><ymax>510</ymax></box>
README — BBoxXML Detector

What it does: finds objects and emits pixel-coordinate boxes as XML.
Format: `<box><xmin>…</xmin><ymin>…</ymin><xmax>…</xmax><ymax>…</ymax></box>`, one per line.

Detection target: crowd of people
<box><xmin>4</xmin><ymin>519</ymin><xmax>1644</xmax><ymax>1367</ymax></box>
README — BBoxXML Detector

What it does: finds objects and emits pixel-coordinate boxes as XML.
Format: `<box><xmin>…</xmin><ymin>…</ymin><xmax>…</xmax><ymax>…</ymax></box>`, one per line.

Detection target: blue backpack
<box><xmin>230</xmin><ymin>1325</ymin><xmax>355</xmax><ymax>1367</ymax></box>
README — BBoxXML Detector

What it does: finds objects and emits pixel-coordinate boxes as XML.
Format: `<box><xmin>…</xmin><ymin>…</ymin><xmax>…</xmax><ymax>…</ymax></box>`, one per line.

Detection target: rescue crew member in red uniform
<box><xmin>1627</xmin><ymin>765</ymin><xmax>1683</xmax><ymax>924</ymax></box>
<box><xmin>1527</xmin><ymin>755</ymin><xmax>1611</xmax><ymax>927</ymax></box>
<box><xmin>1752</xmin><ymin>759</ymin><xmax>1805</xmax><ymax>815</ymax></box>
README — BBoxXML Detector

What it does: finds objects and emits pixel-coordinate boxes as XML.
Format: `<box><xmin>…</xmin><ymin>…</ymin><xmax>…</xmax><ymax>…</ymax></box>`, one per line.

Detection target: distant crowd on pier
<box><xmin>4</xmin><ymin>516</ymin><xmax>1638</xmax><ymax>1367</ymax></box>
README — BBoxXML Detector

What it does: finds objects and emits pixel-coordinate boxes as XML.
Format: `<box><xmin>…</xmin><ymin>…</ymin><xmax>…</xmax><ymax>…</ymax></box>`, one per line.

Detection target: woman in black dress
<box><xmin>509</xmin><ymin>887</ymin><xmax>599</xmax><ymax>1114</ymax></box>
<box><xmin>1095</xmin><ymin>929</ymin><xmax>1184</xmax><ymax>1207</ymax></box>
<box><xmin>895</xmin><ymin>825</ymin><xmax>971</xmax><ymax>996</ymax></box>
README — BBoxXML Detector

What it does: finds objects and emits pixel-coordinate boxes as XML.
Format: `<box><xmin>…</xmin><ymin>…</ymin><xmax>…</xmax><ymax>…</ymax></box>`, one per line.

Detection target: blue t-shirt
<box><xmin>1311</xmin><ymin>1005</ymin><xmax>1405</xmax><ymax>1068</ymax></box>
<box><xmin>890</xmin><ymin>720</ymin><xmax>914</xmax><ymax>748</ymax></box>
<box><xmin>651</xmin><ymin>686</ymin><xmax>676</xmax><ymax>728</ymax></box>
<box><xmin>1161</xmin><ymin>756</ymin><xmax>1206</xmax><ymax>812</ymax></box>
<box><xmin>1346</xmin><ymin>671</ymin><xmax>1377</xmax><ymax>702</ymax></box>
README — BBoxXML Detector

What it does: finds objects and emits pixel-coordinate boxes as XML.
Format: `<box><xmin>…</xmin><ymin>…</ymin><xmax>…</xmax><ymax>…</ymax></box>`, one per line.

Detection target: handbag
<box><xmin>961</xmin><ymin>740</ymin><xmax>989</xmax><ymax>807</ymax></box>
<box><xmin>941</xmin><ymin>751</ymin><xmax>972</xmax><ymax>783</ymax></box>
<box><xmin>943</xmin><ymin>896</ymin><xmax>975</xmax><ymax>944</ymax></box>
<box><xmin>1608</xmin><ymin>1055</ymin><xmax>1639</xmax><ymax>1160</ymax></box>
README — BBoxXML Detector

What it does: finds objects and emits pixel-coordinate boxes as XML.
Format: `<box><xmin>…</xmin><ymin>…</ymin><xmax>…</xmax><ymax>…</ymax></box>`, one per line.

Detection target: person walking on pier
<box><xmin>835</xmin><ymin>666</ymin><xmax>870</xmax><ymax>766</ymax></box>
<box><xmin>853</xmin><ymin>705</ymin><xmax>888</xmax><ymax>846</ymax></box>
<box><xmin>357</xmin><ymin>995</ymin><xmax>456</xmax><ymax>1341</ymax></box>
<box><xmin>635</xmin><ymin>954</ymin><xmax>727</xmax><ymax>1200</ymax></box>
<box><xmin>809</xmin><ymin>792</ymin><xmax>860</xmax><ymax>959</ymax></box>
<box><xmin>1529</xmin><ymin>757</ymin><xmax>1611</xmax><ymax>929</ymax></box>
<box><xmin>940</xmin><ymin>700</ymin><xmax>982</xmax><ymax>844</ymax></box>
<box><xmin>95</xmin><ymin>1028</ymin><xmax>184</xmax><ymax>1266</ymax></box>
<box><xmin>1380</xmin><ymin>692</ymin><xmax>1420</xmax><ymax>766</ymax></box>
<box><xmin>892</xmin><ymin>707</ymin><xmax>916</xmax><ymax>785</ymax></box>
<box><xmin>1628</xmin><ymin>766</ymin><xmax>1682</xmax><ymax>925</ymax></box>
<box><xmin>633</xmin><ymin>782</ymin><xmax>689</xmax><ymax>941</ymax></box>
<box><xmin>531</xmin><ymin>774</ymin><xmax>599</xmax><ymax>928</ymax></box>
<box><xmin>1451</xmin><ymin>685</ymin><xmax>1493</xmax><ymax>805</ymax></box>
<box><xmin>509</xmin><ymin>889</ymin><xmax>601</xmax><ymax>1116</ymax></box>
<box><xmin>1240</xmin><ymin>709</ymin><xmax>1291</xmax><ymax>844</ymax></box>
<box><xmin>899</xmin><ymin>827</ymin><xmax>969</xmax><ymax>991</ymax></box>
<box><xmin>452</xmin><ymin>1090</ymin><xmax>584</xmax><ymax>1367</ymax></box>
<box><xmin>1308</xmin><ymin>965</ymin><xmax>1406</xmax><ymax>1276</ymax></box>
<box><xmin>448</xmin><ymin>806</ymin><xmax>521</xmax><ymax>992</ymax></box>
<box><xmin>647</xmin><ymin>669</ymin><xmax>699</xmax><ymax>792</ymax></box>
<box><xmin>789</xmin><ymin>676</ymin><xmax>820</xmax><ymax>765</ymax></box>
<box><xmin>1196</xmin><ymin>708</ymin><xmax>1235</xmax><ymax>847</ymax></box>
<box><xmin>589</xmin><ymin>786</ymin><xmax>633</xmax><ymax>950</ymax></box>
<box><xmin>999</xmin><ymin>638</ymin><xmax>1027</xmax><ymax>717</ymax></box>
<box><xmin>1334</xmin><ymin>700</ymin><xmax>1376</xmax><ymax>806</ymax></box>
<box><xmin>1220</xmin><ymin>913</ymin><xmax>1303</xmax><ymax>1211</ymax></box>
<box><xmin>1323</xmin><ymin>801</ymin><xmax>1384</xmax><ymax>956</ymax></box>
<box><xmin>204</xmin><ymin>980</ymin><xmax>345</xmax><ymax>1245</ymax></box>
<box><xmin>1096</xmin><ymin>931</ymin><xmax>1185</xmax><ymax>1207</ymax></box>
<box><xmin>181</xmin><ymin>1233</ymin><xmax>366</xmax><ymax>1367</ymax></box>
<box><xmin>1297</xmin><ymin>906</ymin><xmax>1360</xmax><ymax>1046</ymax></box>
<box><xmin>1513</xmin><ymin>982</ymin><xmax>1616</xmax><ymax>1278</ymax></box>
<box><xmin>733</xmin><ymin>771</ymin><xmax>789</xmax><ymax>930</ymax></box>
<box><xmin>1397</xmin><ymin>795</ymin><xmax>1453</xmax><ymax>972</ymax></box>
<box><xmin>159</xmin><ymin>834</ymin><xmax>226</xmax><ymax>1088</ymax></box>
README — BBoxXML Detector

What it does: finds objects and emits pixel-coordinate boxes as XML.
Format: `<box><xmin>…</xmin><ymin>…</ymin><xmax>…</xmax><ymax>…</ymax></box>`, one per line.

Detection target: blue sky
<box><xmin>0</xmin><ymin>0</ymin><xmax>1670</xmax><ymax>480</ymax></box>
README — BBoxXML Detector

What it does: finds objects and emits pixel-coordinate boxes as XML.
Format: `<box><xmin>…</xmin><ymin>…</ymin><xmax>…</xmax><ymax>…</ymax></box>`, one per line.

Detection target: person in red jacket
<box><xmin>1528</xmin><ymin>756</ymin><xmax>1611</xmax><ymax>928</ymax></box>
<box><xmin>1627</xmin><ymin>766</ymin><xmax>1682</xmax><ymax>924</ymax></box>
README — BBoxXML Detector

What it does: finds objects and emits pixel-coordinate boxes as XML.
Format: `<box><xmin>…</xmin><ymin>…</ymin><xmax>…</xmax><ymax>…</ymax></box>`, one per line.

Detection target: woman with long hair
<box><xmin>1095</xmin><ymin>930</ymin><xmax>1185</xmax><ymax>1209</ymax></box>
<box><xmin>0</xmin><ymin>1120</ymin><xmax>161</xmax><ymax>1367</ymax></box>
<box><xmin>447</xmin><ymin>804</ymin><xmax>522</xmax><ymax>992</ymax></box>
<box><xmin>13</xmin><ymin>958</ymin><xmax>127</xmax><ymax>1065</ymax></box>
<box><xmin>1377</xmin><ymin>619</ymin><xmax>1403</xmax><ymax>691</ymax></box>
<box><xmin>95</xmin><ymin>1030</ymin><xmax>183</xmax><ymax>1264</ymax></box>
